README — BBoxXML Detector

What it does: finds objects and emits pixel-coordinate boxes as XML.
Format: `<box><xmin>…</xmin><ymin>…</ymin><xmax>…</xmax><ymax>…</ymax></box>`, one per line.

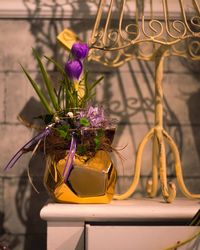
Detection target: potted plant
<box><xmin>4</xmin><ymin>42</ymin><xmax>117</xmax><ymax>204</ymax></box>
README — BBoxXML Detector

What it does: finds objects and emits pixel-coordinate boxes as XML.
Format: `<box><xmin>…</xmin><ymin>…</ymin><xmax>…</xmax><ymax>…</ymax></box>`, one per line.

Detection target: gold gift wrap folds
<box><xmin>44</xmin><ymin>150</ymin><xmax>117</xmax><ymax>203</ymax></box>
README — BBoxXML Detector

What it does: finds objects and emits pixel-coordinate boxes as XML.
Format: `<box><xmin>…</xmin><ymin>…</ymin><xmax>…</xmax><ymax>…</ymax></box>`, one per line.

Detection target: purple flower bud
<box><xmin>71</xmin><ymin>42</ymin><xmax>89</xmax><ymax>60</ymax></box>
<box><xmin>65</xmin><ymin>59</ymin><xmax>83</xmax><ymax>80</ymax></box>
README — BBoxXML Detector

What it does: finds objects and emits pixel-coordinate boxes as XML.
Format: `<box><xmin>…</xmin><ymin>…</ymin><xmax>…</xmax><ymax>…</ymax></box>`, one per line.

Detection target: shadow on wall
<box><xmin>188</xmin><ymin>88</ymin><xmax>200</xmax><ymax>159</ymax></box>
<box><xmin>185</xmin><ymin>60</ymin><xmax>200</xmax><ymax>168</ymax></box>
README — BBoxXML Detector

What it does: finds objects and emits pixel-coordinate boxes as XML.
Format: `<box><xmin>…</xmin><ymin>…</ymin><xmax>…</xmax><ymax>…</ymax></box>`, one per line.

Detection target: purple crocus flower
<box><xmin>71</xmin><ymin>42</ymin><xmax>89</xmax><ymax>60</ymax></box>
<box><xmin>65</xmin><ymin>59</ymin><xmax>83</xmax><ymax>80</ymax></box>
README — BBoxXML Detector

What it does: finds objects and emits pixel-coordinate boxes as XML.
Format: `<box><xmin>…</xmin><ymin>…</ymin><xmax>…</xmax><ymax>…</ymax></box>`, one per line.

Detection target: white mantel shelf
<box><xmin>40</xmin><ymin>198</ymin><xmax>200</xmax><ymax>222</ymax></box>
<box><xmin>40</xmin><ymin>199</ymin><xmax>200</xmax><ymax>250</ymax></box>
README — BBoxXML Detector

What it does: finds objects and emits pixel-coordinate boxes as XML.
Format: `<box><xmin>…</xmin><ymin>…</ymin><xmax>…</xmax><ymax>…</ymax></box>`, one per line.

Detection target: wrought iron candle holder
<box><xmin>89</xmin><ymin>0</ymin><xmax>200</xmax><ymax>202</ymax></box>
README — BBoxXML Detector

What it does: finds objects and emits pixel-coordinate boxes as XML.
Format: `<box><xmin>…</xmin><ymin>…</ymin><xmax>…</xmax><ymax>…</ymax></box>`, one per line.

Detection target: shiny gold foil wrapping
<box><xmin>44</xmin><ymin>150</ymin><xmax>117</xmax><ymax>203</ymax></box>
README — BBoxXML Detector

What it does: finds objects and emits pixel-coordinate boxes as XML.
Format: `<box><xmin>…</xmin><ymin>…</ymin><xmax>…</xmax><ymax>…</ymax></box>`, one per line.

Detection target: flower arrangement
<box><xmin>5</xmin><ymin>42</ymin><xmax>117</xmax><ymax>203</ymax></box>
<box><xmin>22</xmin><ymin>42</ymin><xmax>103</xmax><ymax>124</ymax></box>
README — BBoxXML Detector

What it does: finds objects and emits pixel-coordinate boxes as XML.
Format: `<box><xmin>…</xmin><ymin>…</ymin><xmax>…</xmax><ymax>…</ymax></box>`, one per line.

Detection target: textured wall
<box><xmin>0</xmin><ymin>1</ymin><xmax>200</xmax><ymax>250</ymax></box>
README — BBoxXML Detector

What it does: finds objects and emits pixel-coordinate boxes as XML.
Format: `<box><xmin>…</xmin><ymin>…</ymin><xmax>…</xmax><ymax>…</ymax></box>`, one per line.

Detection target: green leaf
<box><xmin>82</xmin><ymin>93</ymin><xmax>96</xmax><ymax>105</ymax></box>
<box><xmin>44</xmin><ymin>55</ymin><xmax>66</xmax><ymax>76</ymax></box>
<box><xmin>55</xmin><ymin>84</ymin><xmax>63</xmax><ymax>106</ymax></box>
<box><xmin>83</xmin><ymin>71</ymin><xmax>89</xmax><ymax>98</ymax></box>
<box><xmin>21</xmin><ymin>64</ymin><xmax>53</xmax><ymax>114</ymax></box>
<box><xmin>63</xmin><ymin>73</ymin><xmax>71</xmax><ymax>90</ymax></box>
<box><xmin>76</xmin><ymin>144</ymin><xmax>87</xmax><ymax>155</ymax></box>
<box><xmin>32</xmin><ymin>48</ymin><xmax>60</xmax><ymax>111</ymax></box>
<box><xmin>68</xmin><ymin>89</ymin><xmax>76</xmax><ymax>108</ymax></box>
<box><xmin>94</xmin><ymin>137</ymin><xmax>100</xmax><ymax>150</ymax></box>
<box><xmin>55</xmin><ymin>124</ymin><xmax>70</xmax><ymax>139</ymax></box>
<box><xmin>89</xmin><ymin>75</ymin><xmax>104</xmax><ymax>91</ymax></box>
<box><xmin>94</xmin><ymin>129</ymin><xmax>105</xmax><ymax>151</ymax></box>
<box><xmin>97</xmin><ymin>128</ymin><xmax>105</xmax><ymax>137</ymax></box>
<box><xmin>80</xmin><ymin>118</ymin><xmax>90</xmax><ymax>127</ymax></box>
<box><xmin>60</xmin><ymin>124</ymin><xmax>69</xmax><ymax>130</ymax></box>
<box><xmin>61</xmin><ymin>78</ymin><xmax>76</xmax><ymax>109</ymax></box>
<box><xmin>58</xmin><ymin>130</ymin><xmax>68</xmax><ymax>139</ymax></box>
<box><xmin>79</xmin><ymin>74</ymin><xmax>103</xmax><ymax>108</ymax></box>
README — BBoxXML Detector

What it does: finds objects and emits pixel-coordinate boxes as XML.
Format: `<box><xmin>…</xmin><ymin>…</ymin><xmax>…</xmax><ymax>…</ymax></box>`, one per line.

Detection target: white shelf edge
<box><xmin>40</xmin><ymin>198</ymin><xmax>200</xmax><ymax>222</ymax></box>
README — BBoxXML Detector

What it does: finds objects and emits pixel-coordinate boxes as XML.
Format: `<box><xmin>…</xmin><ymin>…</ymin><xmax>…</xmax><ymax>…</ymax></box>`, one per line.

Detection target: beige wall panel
<box><xmin>0</xmin><ymin>124</ymin><xmax>33</xmax><ymax>176</ymax></box>
<box><xmin>0</xmin><ymin>20</ymin><xmax>36</xmax><ymax>71</ymax></box>
<box><xmin>0</xmin><ymin>74</ymin><xmax>5</xmax><ymax>122</ymax></box>
<box><xmin>5</xmin><ymin>73</ymin><xmax>40</xmax><ymax>123</ymax></box>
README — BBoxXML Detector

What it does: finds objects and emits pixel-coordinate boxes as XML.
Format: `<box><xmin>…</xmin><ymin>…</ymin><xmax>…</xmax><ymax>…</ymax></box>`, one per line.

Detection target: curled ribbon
<box><xmin>4</xmin><ymin>125</ymin><xmax>53</xmax><ymax>171</ymax></box>
<box><xmin>62</xmin><ymin>132</ymin><xmax>77</xmax><ymax>183</ymax></box>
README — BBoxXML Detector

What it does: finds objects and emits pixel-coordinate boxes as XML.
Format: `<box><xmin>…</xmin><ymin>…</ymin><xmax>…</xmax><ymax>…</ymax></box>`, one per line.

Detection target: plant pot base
<box><xmin>44</xmin><ymin>150</ymin><xmax>117</xmax><ymax>204</ymax></box>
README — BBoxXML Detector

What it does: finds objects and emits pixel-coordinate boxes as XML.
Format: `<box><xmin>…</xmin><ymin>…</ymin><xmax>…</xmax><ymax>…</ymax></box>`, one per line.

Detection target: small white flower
<box><xmin>67</xmin><ymin>112</ymin><xmax>74</xmax><ymax>118</ymax></box>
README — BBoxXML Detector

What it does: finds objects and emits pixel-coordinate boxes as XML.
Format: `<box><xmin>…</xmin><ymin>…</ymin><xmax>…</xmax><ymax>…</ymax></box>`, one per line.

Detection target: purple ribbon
<box><xmin>62</xmin><ymin>133</ymin><xmax>77</xmax><ymax>182</ymax></box>
<box><xmin>4</xmin><ymin>126</ymin><xmax>52</xmax><ymax>171</ymax></box>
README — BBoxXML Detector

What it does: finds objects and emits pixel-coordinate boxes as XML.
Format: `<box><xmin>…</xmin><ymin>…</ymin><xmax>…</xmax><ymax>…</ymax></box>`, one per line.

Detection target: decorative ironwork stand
<box><xmin>89</xmin><ymin>0</ymin><xmax>200</xmax><ymax>202</ymax></box>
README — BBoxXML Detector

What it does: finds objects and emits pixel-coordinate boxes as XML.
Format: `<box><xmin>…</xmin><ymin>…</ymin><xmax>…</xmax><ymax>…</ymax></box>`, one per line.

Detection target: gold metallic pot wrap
<box><xmin>44</xmin><ymin>150</ymin><xmax>117</xmax><ymax>204</ymax></box>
